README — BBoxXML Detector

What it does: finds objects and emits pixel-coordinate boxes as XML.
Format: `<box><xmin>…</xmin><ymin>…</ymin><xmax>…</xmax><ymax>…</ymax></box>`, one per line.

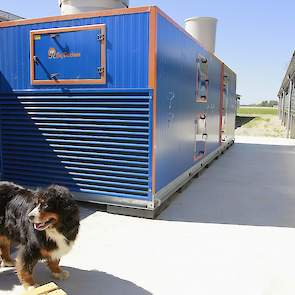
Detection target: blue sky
<box><xmin>1</xmin><ymin>0</ymin><xmax>294</xmax><ymax>104</ymax></box>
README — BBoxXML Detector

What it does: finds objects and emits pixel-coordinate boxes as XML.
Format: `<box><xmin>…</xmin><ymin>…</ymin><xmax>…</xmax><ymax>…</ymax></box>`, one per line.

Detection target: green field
<box><xmin>238</xmin><ymin>107</ymin><xmax>278</xmax><ymax>116</ymax></box>
<box><xmin>243</xmin><ymin>117</ymin><xmax>270</xmax><ymax>128</ymax></box>
<box><xmin>236</xmin><ymin>106</ymin><xmax>284</xmax><ymax>137</ymax></box>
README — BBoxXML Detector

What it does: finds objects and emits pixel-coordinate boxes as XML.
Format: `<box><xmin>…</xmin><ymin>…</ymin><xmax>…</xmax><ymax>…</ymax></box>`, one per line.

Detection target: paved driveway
<box><xmin>1</xmin><ymin>136</ymin><xmax>295</xmax><ymax>295</ymax></box>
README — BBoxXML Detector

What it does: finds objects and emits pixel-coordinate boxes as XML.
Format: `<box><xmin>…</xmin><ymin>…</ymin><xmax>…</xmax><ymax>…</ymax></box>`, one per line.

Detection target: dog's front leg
<box><xmin>46</xmin><ymin>259</ymin><xmax>70</xmax><ymax>280</ymax></box>
<box><xmin>16</xmin><ymin>247</ymin><xmax>38</xmax><ymax>289</ymax></box>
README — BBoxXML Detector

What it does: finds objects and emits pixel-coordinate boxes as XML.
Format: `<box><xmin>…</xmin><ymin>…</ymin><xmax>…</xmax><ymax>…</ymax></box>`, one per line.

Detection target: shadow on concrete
<box><xmin>78</xmin><ymin>202</ymin><xmax>105</xmax><ymax>220</ymax></box>
<box><xmin>235</xmin><ymin>115</ymin><xmax>256</xmax><ymax>128</ymax></box>
<box><xmin>0</xmin><ymin>268</ymin><xmax>16</xmax><ymax>291</ymax></box>
<box><xmin>159</xmin><ymin>142</ymin><xmax>295</xmax><ymax>228</ymax></box>
<box><xmin>78</xmin><ymin>202</ymin><xmax>106</xmax><ymax>220</ymax></box>
<box><xmin>0</xmin><ymin>265</ymin><xmax>152</xmax><ymax>295</ymax></box>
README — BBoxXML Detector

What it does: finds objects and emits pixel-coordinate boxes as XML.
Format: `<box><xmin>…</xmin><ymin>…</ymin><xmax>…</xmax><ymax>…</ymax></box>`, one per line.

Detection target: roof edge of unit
<box><xmin>0</xmin><ymin>9</ymin><xmax>23</xmax><ymax>21</ymax></box>
<box><xmin>0</xmin><ymin>6</ymin><xmax>152</xmax><ymax>28</ymax></box>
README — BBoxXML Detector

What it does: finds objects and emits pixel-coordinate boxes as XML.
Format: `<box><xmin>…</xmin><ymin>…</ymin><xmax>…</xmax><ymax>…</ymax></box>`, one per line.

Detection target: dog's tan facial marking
<box><xmin>39</xmin><ymin>212</ymin><xmax>59</xmax><ymax>225</ymax></box>
<box><xmin>0</xmin><ymin>235</ymin><xmax>15</xmax><ymax>267</ymax></box>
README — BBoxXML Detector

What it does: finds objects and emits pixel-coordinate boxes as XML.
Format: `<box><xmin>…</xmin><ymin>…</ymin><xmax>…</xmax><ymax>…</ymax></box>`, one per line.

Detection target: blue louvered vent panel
<box><xmin>1</xmin><ymin>93</ymin><xmax>151</xmax><ymax>201</ymax></box>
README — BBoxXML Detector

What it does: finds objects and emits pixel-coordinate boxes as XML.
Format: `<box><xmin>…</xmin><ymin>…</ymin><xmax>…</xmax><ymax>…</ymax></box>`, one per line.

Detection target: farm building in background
<box><xmin>0</xmin><ymin>10</ymin><xmax>22</xmax><ymax>22</ymax></box>
<box><xmin>278</xmin><ymin>51</ymin><xmax>295</xmax><ymax>138</ymax></box>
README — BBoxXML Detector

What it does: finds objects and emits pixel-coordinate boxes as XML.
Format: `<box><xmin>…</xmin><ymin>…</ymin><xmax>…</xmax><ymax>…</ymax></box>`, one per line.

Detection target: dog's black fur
<box><xmin>0</xmin><ymin>181</ymin><xmax>80</xmax><ymax>288</ymax></box>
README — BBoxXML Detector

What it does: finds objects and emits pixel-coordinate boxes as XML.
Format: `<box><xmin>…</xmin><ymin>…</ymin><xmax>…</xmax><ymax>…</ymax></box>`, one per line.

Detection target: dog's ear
<box><xmin>46</xmin><ymin>185</ymin><xmax>78</xmax><ymax>211</ymax></box>
<box><xmin>47</xmin><ymin>185</ymin><xmax>72</xmax><ymax>199</ymax></box>
<box><xmin>50</xmin><ymin>186</ymin><xmax>80</xmax><ymax>238</ymax></box>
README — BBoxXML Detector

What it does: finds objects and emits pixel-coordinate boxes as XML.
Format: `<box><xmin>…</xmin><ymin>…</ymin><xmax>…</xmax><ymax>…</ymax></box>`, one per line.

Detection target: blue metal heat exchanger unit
<box><xmin>0</xmin><ymin>6</ymin><xmax>237</xmax><ymax>215</ymax></box>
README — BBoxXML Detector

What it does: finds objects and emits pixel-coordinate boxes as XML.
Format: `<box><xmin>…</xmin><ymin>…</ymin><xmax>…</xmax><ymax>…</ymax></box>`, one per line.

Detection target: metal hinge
<box><xmin>50</xmin><ymin>33</ymin><xmax>59</xmax><ymax>39</ymax></box>
<box><xmin>197</xmin><ymin>55</ymin><xmax>207</xmax><ymax>63</ymax></box>
<box><xmin>50</xmin><ymin>73</ymin><xmax>59</xmax><ymax>80</ymax></box>
<box><xmin>97</xmin><ymin>34</ymin><xmax>105</xmax><ymax>41</ymax></box>
<box><xmin>97</xmin><ymin>67</ymin><xmax>105</xmax><ymax>74</ymax></box>
<box><xmin>33</xmin><ymin>56</ymin><xmax>40</xmax><ymax>65</ymax></box>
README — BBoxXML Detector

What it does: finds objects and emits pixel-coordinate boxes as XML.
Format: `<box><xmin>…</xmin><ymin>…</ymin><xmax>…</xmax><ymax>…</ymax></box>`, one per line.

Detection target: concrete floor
<box><xmin>1</xmin><ymin>136</ymin><xmax>295</xmax><ymax>295</ymax></box>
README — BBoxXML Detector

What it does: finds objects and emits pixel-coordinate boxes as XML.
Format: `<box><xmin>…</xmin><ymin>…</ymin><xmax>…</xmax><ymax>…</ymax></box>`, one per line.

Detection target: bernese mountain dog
<box><xmin>0</xmin><ymin>181</ymin><xmax>80</xmax><ymax>289</ymax></box>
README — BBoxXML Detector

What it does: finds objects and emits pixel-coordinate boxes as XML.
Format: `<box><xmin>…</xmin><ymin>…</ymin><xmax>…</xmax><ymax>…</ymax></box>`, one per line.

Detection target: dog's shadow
<box><xmin>0</xmin><ymin>264</ymin><xmax>152</xmax><ymax>295</ymax></box>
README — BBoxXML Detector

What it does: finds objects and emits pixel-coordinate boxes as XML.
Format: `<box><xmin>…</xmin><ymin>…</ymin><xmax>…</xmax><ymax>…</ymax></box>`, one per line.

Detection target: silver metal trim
<box><xmin>154</xmin><ymin>140</ymin><xmax>234</xmax><ymax>208</ymax></box>
<box><xmin>73</xmin><ymin>191</ymin><xmax>153</xmax><ymax>210</ymax></box>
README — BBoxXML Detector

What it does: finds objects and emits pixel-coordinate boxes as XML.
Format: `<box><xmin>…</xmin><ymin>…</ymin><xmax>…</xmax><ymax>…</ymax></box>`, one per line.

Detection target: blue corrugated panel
<box><xmin>0</xmin><ymin>12</ymin><xmax>150</xmax><ymax>92</ymax></box>
<box><xmin>155</xmin><ymin>13</ymin><xmax>222</xmax><ymax>192</ymax></box>
<box><xmin>1</xmin><ymin>92</ymin><xmax>152</xmax><ymax>201</ymax></box>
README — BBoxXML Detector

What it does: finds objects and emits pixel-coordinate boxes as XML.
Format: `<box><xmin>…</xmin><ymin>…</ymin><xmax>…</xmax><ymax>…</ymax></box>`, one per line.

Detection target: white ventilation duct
<box><xmin>184</xmin><ymin>17</ymin><xmax>217</xmax><ymax>53</ymax></box>
<box><xmin>59</xmin><ymin>0</ymin><xmax>129</xmax><ymax>15</ymax></box>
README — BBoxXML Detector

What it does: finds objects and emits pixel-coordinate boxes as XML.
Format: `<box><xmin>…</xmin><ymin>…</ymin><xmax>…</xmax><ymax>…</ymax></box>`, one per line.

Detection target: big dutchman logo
<box><xmin>48</xmin><ymin>47</ymin><xmax>81</xmax><ymax>59</ymax></box>
<box><xmin>48</xmin><ymin>47</ymin><xmax>57</xmax><ymax>59</ymax></box>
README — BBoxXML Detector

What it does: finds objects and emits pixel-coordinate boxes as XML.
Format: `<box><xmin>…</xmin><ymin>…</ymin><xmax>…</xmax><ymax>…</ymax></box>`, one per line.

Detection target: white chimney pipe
<box><xmin>59</xmin><ymin>0</ymin><xmax>129</xmax><ymax>15</ymax></box>
<box><xmin>184</xmin><ymin>17</ymin><xmax>217</xmax><ymax>53</ymax></box>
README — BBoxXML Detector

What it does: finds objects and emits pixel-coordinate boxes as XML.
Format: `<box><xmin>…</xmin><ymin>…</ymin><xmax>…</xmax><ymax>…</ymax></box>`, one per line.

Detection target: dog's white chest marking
<box><xmin>45</xmin><ymin>228</ymin><xmax>74</xmax><ymax>261</ymax></box>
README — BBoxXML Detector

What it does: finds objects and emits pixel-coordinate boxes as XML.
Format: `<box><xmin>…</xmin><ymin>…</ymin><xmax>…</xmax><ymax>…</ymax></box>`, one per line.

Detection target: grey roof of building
<box><xmin>278</xmin><ymin>51</ymin><xmax>295</xmax><ymax>97</ymax></box>
<box><xmin>0</xmin><ymin>9</ymin><xmax>22</xmax><ymax>22</ymax></box>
